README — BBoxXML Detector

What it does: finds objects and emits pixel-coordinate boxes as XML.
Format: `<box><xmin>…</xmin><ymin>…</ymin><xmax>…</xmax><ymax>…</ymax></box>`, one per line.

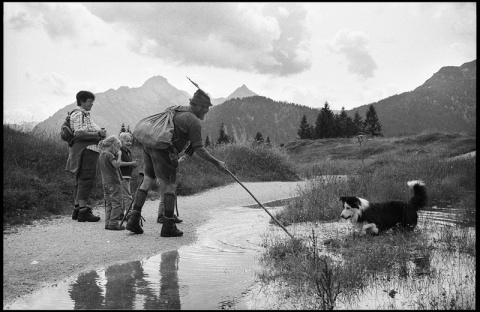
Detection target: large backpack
<box><xmin>133</xmin><ymin>105</ymin><xmax>183</xmax><ymax>149</ymax></box>
<box><xmin>60</xmin><ymin>109</ymin><xmax>85</xmax><ymax>146</ymax></box>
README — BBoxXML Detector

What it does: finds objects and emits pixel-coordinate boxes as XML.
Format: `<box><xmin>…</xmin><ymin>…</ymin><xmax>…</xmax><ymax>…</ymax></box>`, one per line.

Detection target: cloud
<box><xmin>328</xmin><ymin>29</ymin><xmax>378</xmax><ymax>79</ymax></box>
<box><xmin>25</xmin><ymin>70</ymin><xmax>73</xmax><ymax>96</ymax></box>
<box><xmin>83</xmin><ymin>2</ymin><xmax>312</xmax><ymax>76</ymax></box>
<box><xmin>410</xmin><ymin>2</ymin><xmax>476</xmax><ymax>40</ymax></box>
<box><xmin>5</xmin><ymin>3</ymin><xmax>114</xmax><ymax>45</ymax></box>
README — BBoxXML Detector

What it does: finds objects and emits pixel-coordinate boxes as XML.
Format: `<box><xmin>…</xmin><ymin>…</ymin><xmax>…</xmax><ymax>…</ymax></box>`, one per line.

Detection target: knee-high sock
<box><xmin>133</xmin><ymin>189</ymin><xmax>148</xmax><ymax>212</ymax></box>
<box><xmin>164</xmin><ymin>193</ymin><xmax>176</xmax><ymax>218</ymax></box>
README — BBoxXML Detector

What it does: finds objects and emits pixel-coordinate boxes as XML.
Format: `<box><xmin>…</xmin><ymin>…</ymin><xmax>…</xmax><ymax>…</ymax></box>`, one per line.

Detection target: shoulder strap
<box><xmin>70</xmin><ymin>109</ymin><xmax>86</xmax><ymax>123</ymax></box>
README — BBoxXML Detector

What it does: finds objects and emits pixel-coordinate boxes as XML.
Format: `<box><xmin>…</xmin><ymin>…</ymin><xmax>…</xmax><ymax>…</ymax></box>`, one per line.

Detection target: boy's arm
<box><xmin>118</xmin><ymin>151</ymin><xmax>136</xmax><ymax>167</ymax></box>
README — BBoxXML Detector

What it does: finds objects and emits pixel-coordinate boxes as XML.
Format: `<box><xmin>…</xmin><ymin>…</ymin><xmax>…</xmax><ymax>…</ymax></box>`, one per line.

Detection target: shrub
<box><xmin>176</xmin><ymin>142</ymin><xmax>299</xmax><ymax>195</ymax></box>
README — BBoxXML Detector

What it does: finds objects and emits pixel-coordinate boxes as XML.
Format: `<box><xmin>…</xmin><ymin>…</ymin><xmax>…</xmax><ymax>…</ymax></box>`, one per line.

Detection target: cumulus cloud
<box><xmin>5</xmin><ymin>3</ymin><xmax>116</xmax><ymax>45</ymax></box>
<box><xmin>82</xmin><ymin>2</ymin><xmax>311</xmax><ymax>76</ymax></box>
<box><xmin>328</xmin><ymin>29</ymin><xmax>378</xmax><ymax>79</ymax></box>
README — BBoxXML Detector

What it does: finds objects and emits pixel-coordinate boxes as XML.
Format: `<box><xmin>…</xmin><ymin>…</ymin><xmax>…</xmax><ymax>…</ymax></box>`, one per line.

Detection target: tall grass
<box><xmin>3</xmin><ymin>125</ymin><xmax>298</xmax><ymax>227</ymax></box>
<box><xmin>275</xmin><ymin>133</ymin><xmax>476</xmax><ymax>225</ymax></box>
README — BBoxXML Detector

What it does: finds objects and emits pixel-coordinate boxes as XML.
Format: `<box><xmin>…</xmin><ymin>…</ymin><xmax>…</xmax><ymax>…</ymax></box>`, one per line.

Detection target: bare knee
<box><xmin>140</xmin><ymin>175</ymin><xmax>155</xmax><ymax>190</ymax></box>
<box><xmin>164</xmin><ymin>182</ymin><xmax>177</xmax><ymax>194</ymax></box>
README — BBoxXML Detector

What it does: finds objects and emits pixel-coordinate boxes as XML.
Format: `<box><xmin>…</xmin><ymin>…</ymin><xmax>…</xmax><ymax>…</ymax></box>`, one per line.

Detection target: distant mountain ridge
<box><xmin>33</xmin><ymin>59</ymin><xmax>476</xmax><ymax>143</ymax></box>
<box><xmin>345</xmin><ymin>60</ymin><xmax>476</xmax><ymax>136</ymax></box>
<box><xmin>32</xmin><ymin>77</ymin><xmax>258</xmax><ymax>136</ymax></box>
<box><xmin>203</xmin><ymin>96</ymin><xmax>319</xmax><ymax>144</ymax></box>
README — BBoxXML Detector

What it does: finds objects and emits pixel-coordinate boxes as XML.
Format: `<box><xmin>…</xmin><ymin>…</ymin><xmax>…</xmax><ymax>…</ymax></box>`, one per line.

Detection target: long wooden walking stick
<box><xmin>226</xmin><ymin>169</ymin><xmax>294</xmax><ymax>239</ymax></box>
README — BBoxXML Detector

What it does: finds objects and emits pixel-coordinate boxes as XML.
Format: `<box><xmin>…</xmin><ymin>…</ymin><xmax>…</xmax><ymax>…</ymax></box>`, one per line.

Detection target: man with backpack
<box><xmin>65</xmin><ymin>90</ymin><xmax>107</xmax><ymax>222</ymax></box>
<box><xmin>126</xmin><ymin>88</ymin><xmax>228</xmax><ymax>237</ymax></box>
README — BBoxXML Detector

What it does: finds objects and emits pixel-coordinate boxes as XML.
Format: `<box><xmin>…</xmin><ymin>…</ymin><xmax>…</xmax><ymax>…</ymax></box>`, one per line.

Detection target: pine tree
<box><xmin>205</xmin><ymin>135</ymin><xmax>211</xmax><ymax>148</ymax></box>
<box><xmin>345</xmin><ymin>116</ymin><xmax>356</xmax><ymax>137</ymax></box>
<box><xmin>353</xmin><ymin>111</ymin><xmax>364</xmax><ymax>135</ymax></box>
<box><xmin>336</xmin><ymin>107</ymin><xmax>349</xmax><ymax>137</ymax></box>
<box><xmin>297</xmin><ymin>115</ymin><xmax>312</xmax><ymax>139</ymax></box>
<box><xmin>217</xmin><ymin>123</ymin><xmax>230</xmax><ymax>145</ymax></box>
<box><xmin>254</xmin><ymin>132</ymin><xmax>264</xmax><ymax>144</ymax></box>
<box><xmin>364</xmin><ymin>105</ymin><xmax>382</xmax><ymax>137</ymax></box>
<box><xmin>314</xmin><ymin>101</ymin><xmax>336</xmax><ymax>139</ymax></box>
<box><xmin>265</xmin><ymin>136</ymin><xmax>271</xmax><ymax>145</ymax></box>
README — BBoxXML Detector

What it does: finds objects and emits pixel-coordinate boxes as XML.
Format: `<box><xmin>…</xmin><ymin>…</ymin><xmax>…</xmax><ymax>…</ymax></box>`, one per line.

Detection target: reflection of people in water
<box><xmin>69</xmin><ymin>270</ymin><xmax>103</xmax><ymax>309</ymax></box>
<box><xmin>159</xmin><ymin>250</ymin><xmax>181</xmax><ymax>309</ymax></box>
<box><xmin>69</xmin><ymin>251</ymin><xmax>181</xmax><ymax>309</ymax></box>
<box><xmin>104</xmin><ymin>261</ymin><xmax>142</xmax><ymax>309</ymax></box>
<box><xmin>142</xmin><ymin>250</ymin><xmax>181</xmax><ymax>309</ymax></box>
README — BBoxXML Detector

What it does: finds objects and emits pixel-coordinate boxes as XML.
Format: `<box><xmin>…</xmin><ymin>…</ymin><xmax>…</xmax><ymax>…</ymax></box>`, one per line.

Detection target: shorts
<box><xmin>141</xmin><ymin>146</ymin><xmax>178</xmax><ymax>184</ymax></box>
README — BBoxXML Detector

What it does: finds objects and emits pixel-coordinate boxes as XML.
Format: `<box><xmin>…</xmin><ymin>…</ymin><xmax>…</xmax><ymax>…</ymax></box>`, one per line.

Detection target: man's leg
<box><xmin>126</xmin><ymin>175</ymin><xmax>154</xmax><ymax>234</ymax></box>
<box><xmin>72</xmin><ymin>178</ymin><xmax>80</xmax><ymax>220</ymax></box>
<box><xmin>157</xmin><ymin>179</ymin><xmax>182</xmax><ymax>223</ymax></box>
<box><xmin>126</xmin><ymin>146</ymin><xmax>155</xmax><ymax>234</ymax></box>
<box><xmin>160</xmin><ymin>182</ymin><xmax>183</xmax><ymax>237</ymax></box>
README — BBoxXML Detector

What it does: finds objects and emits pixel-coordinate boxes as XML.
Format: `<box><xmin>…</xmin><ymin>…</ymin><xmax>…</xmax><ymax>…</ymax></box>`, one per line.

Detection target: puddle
<box><xmin>5</xmin><ymin>204</ymin><xmax>287</xmax><ymax>310</ymax></box>
<box><xmin>419</xmin><ymin>206</ymin><xmax>475</xmax><ymax>227</ymax></box>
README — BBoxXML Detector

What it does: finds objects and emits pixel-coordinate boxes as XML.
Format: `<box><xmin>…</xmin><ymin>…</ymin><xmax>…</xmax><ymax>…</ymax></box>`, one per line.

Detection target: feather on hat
<box><xmin>186</xmin><ymin>76</ymin><xmax>212</xmax><ymax>107</ymax></box>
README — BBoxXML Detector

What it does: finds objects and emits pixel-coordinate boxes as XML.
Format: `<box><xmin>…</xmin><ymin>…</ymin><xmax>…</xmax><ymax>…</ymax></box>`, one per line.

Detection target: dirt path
<box><xmin>3</xmin><ymin>181</ymin><xmax>305</xmax><ymax>308</ymax></box>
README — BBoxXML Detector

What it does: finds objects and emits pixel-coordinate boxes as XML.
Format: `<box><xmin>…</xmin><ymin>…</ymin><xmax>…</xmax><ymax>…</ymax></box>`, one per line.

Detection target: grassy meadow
<box><xmin>256</xmin><ymin>132</ymin><xmax>476</xmax><ymax>309</ymax></box>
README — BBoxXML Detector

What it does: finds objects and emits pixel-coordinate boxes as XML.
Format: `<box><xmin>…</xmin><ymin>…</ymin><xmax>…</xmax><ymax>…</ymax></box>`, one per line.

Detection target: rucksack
<box><xmin>133</xmin><ymin>105</ymin><xmax>183</xmax><ymax>149</ymax></box>
<box><xmin>60</xmin><ymin>109</ymin><xmax>85</xmax><ymax>146</ymax></box>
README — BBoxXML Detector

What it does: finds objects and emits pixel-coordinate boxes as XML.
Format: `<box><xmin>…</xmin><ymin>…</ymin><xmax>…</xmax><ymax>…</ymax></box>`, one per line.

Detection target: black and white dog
<box><xmin>339</xmin><ymin>180</ymin><xmax>427</xmax><ymax>235</ymax></box>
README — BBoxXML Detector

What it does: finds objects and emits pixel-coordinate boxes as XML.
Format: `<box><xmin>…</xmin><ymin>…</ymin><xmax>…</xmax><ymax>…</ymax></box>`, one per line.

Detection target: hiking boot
<box><xmin>105</xmin><ymin>223</ymin><xmax>126</xmax><ymax>231</ymax></box>
<box><xmin>72</xmin><ymin>207</ymin><xmax>80</xmax><ymax>220</ymax></box>
<box><xmin>126</xmin><ymin>210</ymin><xmax>144</xmax><ymax>234</ymax></box>
<box><xmin>78</xmin><ymin>207</ymin><xmax>101</xmax><ymax>222</ymax></box>
<box><xmin>157</xmin><ymin>213</ymin><xmax>183</xmax><ymax>224</ymax></box>
<box><xmin>160</xmin><ymin>217</ymin><xmax>183</xmax><ymax>237</ymax></box>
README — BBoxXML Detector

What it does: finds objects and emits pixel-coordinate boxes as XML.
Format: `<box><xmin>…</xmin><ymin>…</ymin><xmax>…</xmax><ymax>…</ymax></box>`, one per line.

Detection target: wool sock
<box><xmin>133</xmin><ymin>189</ymin><xmax>148</xmax><ymax>212</ymax></box>
<box><xmin>164</xmin><ymin>193</ymin><xmax>176</xmax><ymax>218</ymax></box>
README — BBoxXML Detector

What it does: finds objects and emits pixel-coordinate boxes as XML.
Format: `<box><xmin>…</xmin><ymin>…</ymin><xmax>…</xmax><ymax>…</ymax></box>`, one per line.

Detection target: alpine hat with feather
<box><xmin>187</xmin><ymin>76</ymin><xmax>212</xmax><ymax>107</ymax></box>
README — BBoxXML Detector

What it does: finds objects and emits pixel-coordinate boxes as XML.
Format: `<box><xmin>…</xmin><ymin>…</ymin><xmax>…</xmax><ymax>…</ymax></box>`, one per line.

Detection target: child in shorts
<box><xmin>118</xmin><ymin>132</ymin><xmax>137</xmax><ymax>218</ymax></box>
<box><xmin>98</xmin><ymin>135</ymin><xmax>125</xmax><ymax>230</ymax></box>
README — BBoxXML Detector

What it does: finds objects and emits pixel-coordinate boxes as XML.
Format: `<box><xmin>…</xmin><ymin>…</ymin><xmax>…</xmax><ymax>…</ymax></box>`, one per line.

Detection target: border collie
<box><xmin>339</xmin><ymin>180</ymin><xmax>427</xmax><ymax>235</ymax></box>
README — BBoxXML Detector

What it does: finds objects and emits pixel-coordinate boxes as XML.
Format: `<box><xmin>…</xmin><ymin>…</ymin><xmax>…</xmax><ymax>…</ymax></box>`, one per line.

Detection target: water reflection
<box><xmin>69</xmin><ymin>271</ymin><xmax>103</xmax><ymax>309</ymax></box>
<box><xmin>66</xmin><ymin>251</ymin><xmax>181</xmax><ymax>310</ymax></box>
<box><xmin>154</xmin><ymin>251</ymin><xmax>181</xmax><ymax>309</ymax></box>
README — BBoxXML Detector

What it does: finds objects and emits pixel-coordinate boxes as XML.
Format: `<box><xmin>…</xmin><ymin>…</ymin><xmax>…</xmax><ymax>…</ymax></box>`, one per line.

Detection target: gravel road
<box><xmin>3</xmin><ymin>180</ymin><xmax>305</xmax><ymax>308</ymax></box>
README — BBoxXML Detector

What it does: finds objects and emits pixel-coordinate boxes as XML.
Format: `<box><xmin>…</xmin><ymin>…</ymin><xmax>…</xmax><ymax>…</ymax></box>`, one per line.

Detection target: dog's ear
<box><xmin>339</xmin><ymin>196</ymin><xmax>346</xmax><ymax>202</ymax></box>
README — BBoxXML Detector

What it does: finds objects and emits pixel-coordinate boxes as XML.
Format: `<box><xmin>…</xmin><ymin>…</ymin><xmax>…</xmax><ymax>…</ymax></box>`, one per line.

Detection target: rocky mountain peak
<box><xmin>226</xmin><ymin>84</ymin><xmax>258</xmax><ymax>101</ymax></box>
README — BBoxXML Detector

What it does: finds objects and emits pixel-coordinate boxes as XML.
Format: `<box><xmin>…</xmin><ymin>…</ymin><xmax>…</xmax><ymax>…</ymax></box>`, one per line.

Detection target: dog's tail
<box><xmin>407</xmin><ymin>180</ymin><xmax>427</xmax><ymax>211</ymax></box>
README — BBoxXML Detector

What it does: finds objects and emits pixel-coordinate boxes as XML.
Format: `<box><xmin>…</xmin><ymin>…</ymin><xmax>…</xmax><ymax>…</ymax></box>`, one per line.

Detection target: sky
<box><xmin>3</xmin><ymin>2</ymin><xmax>477</xmax><ymax>123</ymax></box>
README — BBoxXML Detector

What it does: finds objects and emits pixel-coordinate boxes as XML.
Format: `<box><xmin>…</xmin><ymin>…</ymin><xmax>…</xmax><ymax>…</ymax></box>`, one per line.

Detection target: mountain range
<box><xmin>345</xmin><ymin>59</ymin><xmax>476</xmax><ymax>136</ymax></box>
<box><xmin>32</xmin><ymin>59</ymin><xmax>476</xmax><ymax>143</ymax></box>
